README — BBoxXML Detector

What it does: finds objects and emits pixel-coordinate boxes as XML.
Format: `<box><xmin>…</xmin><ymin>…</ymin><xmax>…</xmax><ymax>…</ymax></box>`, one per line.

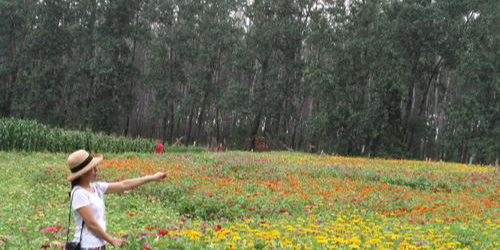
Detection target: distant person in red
<box><xmin>155</xmin><ymin>140</ymin><xmax>165</xmax><ymax>154</ymax></box>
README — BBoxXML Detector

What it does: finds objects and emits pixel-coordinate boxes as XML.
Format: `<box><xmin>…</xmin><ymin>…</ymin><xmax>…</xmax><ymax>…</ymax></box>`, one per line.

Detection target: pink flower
<box><xmin>19</xmin><ymin>227</ymin><xmax>27</xmax><ymax>232</ymax></box>
<box><xmin>47</xmin><ymin>227</ymin><xmax>58</xmax><ymax>234</ymax></box>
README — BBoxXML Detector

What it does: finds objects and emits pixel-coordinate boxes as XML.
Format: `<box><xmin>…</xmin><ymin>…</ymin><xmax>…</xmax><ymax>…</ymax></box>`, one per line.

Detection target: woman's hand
<box><xmin>149</xmin><ymin>172</ymin><xmax>167</xmax><ymax>182</ymax></box>
<box><xmin>111</xmin><ymin>238</ymin><xmax>126</xmax><ymax>247</ymax></box>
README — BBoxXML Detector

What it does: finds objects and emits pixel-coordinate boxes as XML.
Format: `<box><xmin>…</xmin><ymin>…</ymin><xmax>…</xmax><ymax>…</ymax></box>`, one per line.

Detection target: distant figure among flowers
<box><xmin>208</xmin><ymin>143</ymin><xmax>225</xmax><ymax>152</ymax></box>
<box><xmin>255</xmin><ymin>136</ymin><xmax>268</xmax><ymax>152</ymax></box>
<box><xmin>155</xmin><ymin>140</ymin><xmax>165</xmax><ymax>154</ymax></box>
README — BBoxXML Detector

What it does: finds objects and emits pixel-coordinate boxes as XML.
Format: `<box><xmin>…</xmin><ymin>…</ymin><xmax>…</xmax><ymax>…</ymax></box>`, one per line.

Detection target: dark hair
<box><xmin>68</xmin><ymin>177</ymin><xmax>81</xmax><ymax>197</ymax></box>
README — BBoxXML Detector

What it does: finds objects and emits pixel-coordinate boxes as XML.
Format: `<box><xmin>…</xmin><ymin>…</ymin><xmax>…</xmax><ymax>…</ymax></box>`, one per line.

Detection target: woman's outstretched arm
<box><xmin>106</xmin><ymin>172</ymin><xmax>166</xmax><ymax>194</ymax></box>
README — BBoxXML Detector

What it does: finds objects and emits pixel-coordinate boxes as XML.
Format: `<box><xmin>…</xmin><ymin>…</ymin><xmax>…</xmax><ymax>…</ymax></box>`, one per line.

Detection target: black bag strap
<box><xmin>66</xmin><ymin>187</ymin><xmax>85</xmax><ymax>245</ymax></box>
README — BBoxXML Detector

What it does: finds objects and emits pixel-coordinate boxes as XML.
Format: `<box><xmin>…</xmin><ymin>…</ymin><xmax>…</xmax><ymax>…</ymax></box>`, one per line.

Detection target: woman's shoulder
<box><xmin>71</xmin><ymin>185</ymin><xmax>84</xmax><ymax>192</ymax></box>
<box><xmin>70</xmin><ymin>186</ymin><xmax>87</xmax><ymax>198</ymax></box>
<box><xmin>92</xmin><ymin>182</ymin><xmax>109</xmax><ymax>195</ymax></box>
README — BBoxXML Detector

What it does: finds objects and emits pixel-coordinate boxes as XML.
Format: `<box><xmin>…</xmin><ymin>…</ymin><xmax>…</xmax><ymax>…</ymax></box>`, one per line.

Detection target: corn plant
<box><xmin>0</xmin><ymin>118</ymin><xmax>156</xmax><ymax>153</ymax></box>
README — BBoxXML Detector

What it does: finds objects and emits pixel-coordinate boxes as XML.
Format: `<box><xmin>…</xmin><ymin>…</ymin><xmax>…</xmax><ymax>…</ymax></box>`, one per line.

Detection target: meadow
<box><xmin>0</xmin><ymin>151</ymin><xmax>498</xmax><ymax>249</ymax></box>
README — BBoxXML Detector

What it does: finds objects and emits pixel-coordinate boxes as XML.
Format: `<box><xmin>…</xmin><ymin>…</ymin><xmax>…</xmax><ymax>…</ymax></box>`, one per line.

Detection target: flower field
<box><xmin>0</xmin><ymin>151</ymin><xmax>498</xmax><ymax>249</ymax></box>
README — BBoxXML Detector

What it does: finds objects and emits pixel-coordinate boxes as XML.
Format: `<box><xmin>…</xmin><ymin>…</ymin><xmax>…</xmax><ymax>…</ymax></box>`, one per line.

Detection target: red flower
<box><xmin>146</xmin><ymin>226</ymin><xmax>155</xmax><ymax>231</ymax></box>
<box><xmin>278</xmin><ymin>209</ymin><xmax>289</xmax><ymax>214</ymax></box>
<box><xmin>158</xmin><ymin>230</ymin><xmax>169</xmax><ymax>237</ymax></box>
<box><xmin>47</xmin><ymin>227</ymin><xmax>58</xmax><ymax>234</ymax></box>
<box><xmin>40</xmin><ymin>244</ymin><xmax>50</xmax><ymax>249</ymax></box>
<box><xmin>215</xmin><ymin>225</ymin><xmax>222</xmax><ymax>231</ymax></box>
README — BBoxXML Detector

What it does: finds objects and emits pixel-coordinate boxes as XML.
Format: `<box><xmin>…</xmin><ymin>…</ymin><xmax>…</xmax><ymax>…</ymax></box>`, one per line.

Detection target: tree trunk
<box><xmin>3</xmin><ymin>18</ymin><xmax>17</xmax><ymax>117</ymax></box>
<box><xmin>215</xmin><ymin>106</ymin><xmax>221</xmax><ymax>145</ymax></box>
<box><xmin>196</xmin><ymin>91</ymin><xmax>209</xmax><ymax>143</ymax></box>
<box><xmin>249</xmin><ymin>111</ymin><xmax>262</xmax><ymax>151</ymax></box>
<box><xmin>404</xmin><ymin>83</ymin><xmax>416</xmax><ymax>154</ymax></box>
<box><xmin>161</xmin><ymin>108</ymin><xmax>169</xmax><ymax>142</ymax></box>
<box><xmin>186</xmin><ymin>108</ymin><xmax>194</xmax><ymax>145</ymax></box>
<box><xmin>168</xmin><ymin>102</ymin><xmax>175</xmax><ymax>144</ymax></box>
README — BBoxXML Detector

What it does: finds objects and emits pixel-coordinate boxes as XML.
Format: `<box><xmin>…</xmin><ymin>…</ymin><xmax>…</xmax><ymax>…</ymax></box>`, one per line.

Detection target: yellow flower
<box><xmin>316</xmin><ymin>236</ymin><xmax>328</xmax><ymax>245</ymax></box>
<box><xmin>225</xmin><ymin>241</ymin><xmax>237</xmax><ymax>250</ymax></box>
<box><xmin>185</xmin><ymin>230</ymin><xmax>202</xmax><ymax>241</ymax></box>
<box><xmin>365</xmin><ymin>238</ymin><xmax>381</xmax><ymax>245</ymax></box>
<box><xmin>348</xmin><ymin>237</ymin><xmax>361</xmax><ymax>245</ymax></box>
<box><xmin>281</xmin><ymin>240</ymin><xmax>293</xmax><ymax>247</ymax></box>
<box><xmin>246</xmin><ymin>241</ymin><xmax>254</xmax><ymax>248</ymax></box>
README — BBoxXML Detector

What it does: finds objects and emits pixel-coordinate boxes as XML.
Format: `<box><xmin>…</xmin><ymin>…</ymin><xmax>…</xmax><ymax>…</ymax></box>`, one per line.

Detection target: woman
<box><xmin>66</xmin><ymin>149</ymin><xmax>166</xmax><ymax>249</ymax></box>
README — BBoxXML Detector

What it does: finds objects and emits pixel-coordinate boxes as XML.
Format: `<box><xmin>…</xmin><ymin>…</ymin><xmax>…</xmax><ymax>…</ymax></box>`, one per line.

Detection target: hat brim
<box><xmin>67</xmin><ymin>154</ymin><xmax>103</xmax><ymax>181</ymax></box>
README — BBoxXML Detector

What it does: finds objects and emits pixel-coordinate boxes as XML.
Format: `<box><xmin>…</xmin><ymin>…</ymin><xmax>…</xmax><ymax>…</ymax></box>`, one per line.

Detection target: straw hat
<box><xmin>66</xmin><ymin>149</ymin><xmax>103</xmax><ymax>181</ymax></box>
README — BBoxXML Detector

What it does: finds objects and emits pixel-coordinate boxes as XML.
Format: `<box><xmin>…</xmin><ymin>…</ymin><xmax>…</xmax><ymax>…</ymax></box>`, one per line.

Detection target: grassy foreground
<box><xmin>0</xmin><ymin>151</ymin><xmax>498</xmax><ymax>249</ymax></box>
